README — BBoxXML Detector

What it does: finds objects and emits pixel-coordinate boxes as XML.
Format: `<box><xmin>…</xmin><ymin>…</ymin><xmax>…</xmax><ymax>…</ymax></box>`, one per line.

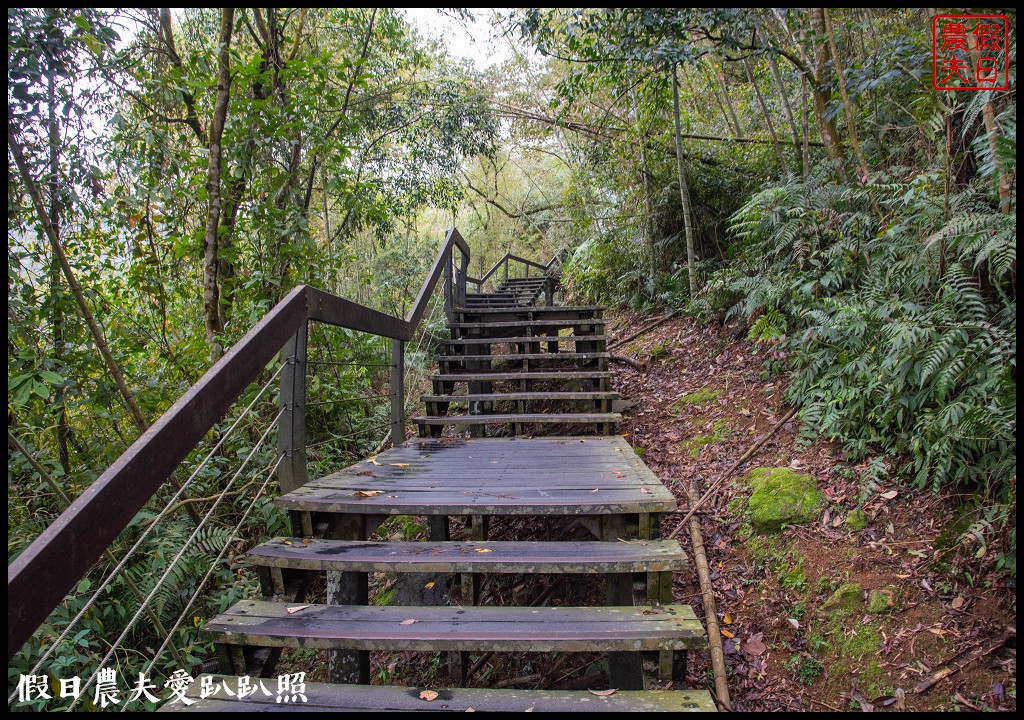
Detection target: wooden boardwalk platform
<box><xmin>276</xmin><ymin>436</ymin><xmax>677</xmax><ymax>517</ymax></box>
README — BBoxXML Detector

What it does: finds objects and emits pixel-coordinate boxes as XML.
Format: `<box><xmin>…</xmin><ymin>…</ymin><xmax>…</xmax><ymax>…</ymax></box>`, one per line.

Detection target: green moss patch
<box><xmin>747</xmin><ymin>467</ymin><xmax>824</xmax><ymax>534</ymax></box>
<box><xmin>867</xmin><ymin>587</ymin><xmax>898</xmax><ymax>614</ymax></box>
<box><xmin>818</xmin><ymin>582</ymin><xmax>864</xmax><ymax>618</ymax></box>
<box><xmin>680</xmin><ymin>419</ymin><xmax>730</xmax><ymax>456</ymax></box>
<box><xmin>676</xmin><ymin>387</ymin><xmax>722</xmax><ymax>406</ymax></box>
<box><xmin>845</xmin><ymin>508</ymin><xmax>868</xmax><ymax>531</ymax></box>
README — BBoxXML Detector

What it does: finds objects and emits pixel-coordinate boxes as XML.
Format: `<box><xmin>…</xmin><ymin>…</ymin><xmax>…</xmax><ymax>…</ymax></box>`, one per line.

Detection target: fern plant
<box><xmin>711</xmin><ymin>159</ymin><xmax>1015</xmax><ymax>563</ymax></box>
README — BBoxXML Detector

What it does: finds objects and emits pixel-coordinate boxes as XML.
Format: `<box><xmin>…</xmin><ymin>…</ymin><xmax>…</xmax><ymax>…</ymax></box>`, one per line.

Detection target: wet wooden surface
<box><xmin>275</xmin><ymin>437</ymin><xmax>677</xmax><ymax>516</ymax></box>
<box><xmin>244</xmin><ymin>538</ymin><xmax>689</xmax><ymax>574</ymax></box>
<box><xmin>204</xmin><ymin>601</ymin><xmax>705</xmax><ymax>652</ymax></box>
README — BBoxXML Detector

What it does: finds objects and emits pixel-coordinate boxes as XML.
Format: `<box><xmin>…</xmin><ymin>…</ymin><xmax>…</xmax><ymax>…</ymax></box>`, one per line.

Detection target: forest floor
<box><xmin>606</xmin><ymin>310</ymin><xmax>1016</xmax><ymax>712</ymax></box>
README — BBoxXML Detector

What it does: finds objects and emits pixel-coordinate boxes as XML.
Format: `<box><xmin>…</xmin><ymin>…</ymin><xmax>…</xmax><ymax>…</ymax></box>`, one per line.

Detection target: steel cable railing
<box><xmin>8</xmin><ymin>365</ymin><xmax>284</xmax><ymax>705</ymax></box>
<box><xmin>68</xmin><ymin>411</ymin><xmax>283</xmax><ymax>711</ymax></box>
<box><xmin>131</xmin><ymin>452</ymin><xmax>286</xmax><ymax>709</ymax></box>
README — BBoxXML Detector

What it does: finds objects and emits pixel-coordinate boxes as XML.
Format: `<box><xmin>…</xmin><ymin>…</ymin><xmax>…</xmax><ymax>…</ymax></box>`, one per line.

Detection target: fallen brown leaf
<box><xmin>286</xmin><ymin>605</ymin><xmax>311</xmax><ymax>614</ymax></box>
<box><xmin>400</xmin><ymin>619</ymin><xmax>417</xmax><ymax>626</ymax></box>
<box><xmin>353</xmin><ymin>490</ymin><xmax>384</xmax><ymax>497</ymax></box>
<box><xmin>588</xmin><ymin>688</ymin><xmax>618</xmax><ymax>696</ymax></box>
<box><xmin>743</xmin><ymin>635</ymin><xmax>767</xmax><ymax>656</ymax></box>
<box><xmin>419</xmin><ymin>689</ymin><xmax>438</xmax><ymax>701</ymax></box>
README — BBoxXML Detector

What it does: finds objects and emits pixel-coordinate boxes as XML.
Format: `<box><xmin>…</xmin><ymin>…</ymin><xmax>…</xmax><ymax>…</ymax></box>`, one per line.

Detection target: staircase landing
<box><xmin>277</xmin><ymin>436</ymin><xmax>676</xmax><ymax>517</ymax></box>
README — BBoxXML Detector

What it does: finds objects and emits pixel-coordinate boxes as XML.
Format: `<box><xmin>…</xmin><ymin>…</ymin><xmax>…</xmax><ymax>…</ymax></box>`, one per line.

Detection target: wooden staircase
<box><xmin>417</xmin><ymin>288</ymin><xmax>618</xmax><ymax>437</ymax></box>
<box><xmin>173</xmin><ymin>266</ymin><xmax>716</xmax><ymax>712</ymax></box>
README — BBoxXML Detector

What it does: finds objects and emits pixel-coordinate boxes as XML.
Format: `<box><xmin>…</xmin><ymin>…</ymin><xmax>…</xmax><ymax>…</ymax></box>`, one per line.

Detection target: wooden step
<box><xmin>204</xmin><ymin>601</ymin><xmax>706</xmax><ymax>653</ymax></box>
<box><xmin>460</xmin><ymin>305</ymin><xmax>606</xmax><ymax>315</ymax></box>
<box><xmin>437</xmin><ymin>352</ymin><xmax>609</xmax><ymax>363</ymax></box>
<box><xmin>244</xmin><ymin>538</ymin><xmax>689</xmax><ymax>574</ymax></box>
<box><xmin>432</xmin><ymin>371</ymin><xmax>613</xmax><ymax>382</ymax></box>
<box><xmin>449</xmin><ymin>319</ymin><xmax>606</xmax><ymax>330</ymax></box>
<box><xmin>170</xmin><ymin>676</ymin><xmax>717</xmax><ymax>712</ymax></box>
<box><xmin>423</xmin><ymin>391</ymin><xmax>618</xmax><ymax>403</ymax></box>
<box><xmin>441</xmin><ymin>334</ymin><xmax>606</xmax><ymax>346</ymax></box>
<box><xmin>413</xmin><ymin>412</ymin><xmax>621</xmax><ymax>427</ymax></box>
<box><xmin>275</xmin><ymin>436</ymin><xmax>678</xmax><ymax>516</ymax></box>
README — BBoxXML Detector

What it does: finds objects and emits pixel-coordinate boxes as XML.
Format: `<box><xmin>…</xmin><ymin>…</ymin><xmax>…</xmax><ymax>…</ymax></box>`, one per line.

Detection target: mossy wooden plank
<box><xmin>244</xmin><ymin>538</ymin><xmax>688</xmax><ymax>574</ymax></box>
<box><xmin>203</xmin><ymin>601</ymin><xmax>705</xmax><ymax>652</ymax></box>
<box><xmin>163</xmin><ymin>677</ymin><xmax>716</xmax><ymax>712</ymax></box>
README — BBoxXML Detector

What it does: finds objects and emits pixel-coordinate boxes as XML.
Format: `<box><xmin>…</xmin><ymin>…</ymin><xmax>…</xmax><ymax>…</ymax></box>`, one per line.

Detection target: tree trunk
<box><xmin>799</xmin><ymin>31</ymin><xmax>812</xmax><ymax>179</ymax></box>
<box><xmin>767</xmin><ymin>52</ymin><xmax>803</xmax><ymax>172</ymax></box>
<box><xmin>742</xmin><ymin>57</ymin><xmax>790</xmax><ymax>173</ymax></box>
<box><xmin>965</xmin><ymin>34</ymin><xmax>1014</xmax><ymax>212</ymax></box>
<box><xmin>201</xmin><ymin>8</ymin><xmax>235</xmax><ymax>359</ymax></box>
<box><xmin>632</xmin><ymin>89</ymin><xmax>657</xmax><ymax>289</ymax></box>
<box><xmin>671</xmin><ymin>64</ymin><xmax>698</xmax><ymax>300</ymax></box>
<box><xmin>715</xmin><ymin>67</ymin><xmax>743</xmax><ymax>136</ymax></box>
<box><xmin>809</xmin><ymin>8</ymin><xmax>849</xmax><ymax>181</ymax></box>
<box><xmin>822</xmin><ymin>8</ymin><xmax>870</xmax><ymax>181</ymax></box>
<box><xmin>46</xmin><ymin>67</ymin><xmax>70</xmax><ymax>473</ymax></box>
<box><xmin>8</xmin><ymin>122</ymin><xmax>149</xmax><ymax>435</ymax></box>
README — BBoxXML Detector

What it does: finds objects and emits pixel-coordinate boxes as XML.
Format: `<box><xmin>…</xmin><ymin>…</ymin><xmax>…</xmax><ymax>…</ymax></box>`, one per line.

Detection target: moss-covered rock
<box><xmin>867</xmin><ymin>587</ymin><xmax>898</xmax><ymax>614</ymax></box>
<box><xmin>818</xmin><ymin>582</ymin><xmax>864</xmax><ymax>617</ymax></box>
<box><xmin>747</xmin><ymin>467</ymin><xmax>824</xmax><ymax>534</ymax></box>
<box><xmin>845</xmin><ymin>508</ymin><xmax>868</xmax><ymax>531</ymax></box>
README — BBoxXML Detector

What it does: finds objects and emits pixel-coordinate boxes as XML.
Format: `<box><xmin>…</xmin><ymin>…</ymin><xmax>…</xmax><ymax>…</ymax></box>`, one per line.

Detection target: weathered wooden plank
<box><xmin>432</xmin><ymin>371</ymin><xmax>614</xmax><ymax>382</ymax></box>
<box><xmin>448</xmin><ymin>319</ymin><xmax>606</xmax><ymax>329</ymax></box>
<box><xmin>422</xmin><ymin>392</ymin><xmax>618</xmax><ymax>402</ymax></box>
<box><xmin>203</xmin><ymin>601</ymin><xmax>705</xmax><ymax>652</ymax></box>
<box><xmin>165</xmin><ymin>679</ymin><xmax>716</xmax><ymax>712</ymax></box>
<box><xmin>440</xmin><ymin>335</ymin><xmax>606</xmax><ymax>345</ymax></box>
<box><xmin>243</xmin><ymin>539</ymin><xmax>688</xmax><ymax>575</ymax></box>
<box><xmin>413</xmin><ymin>413</ymin><xmax>621</xmax><ymax>426</ymax></box>
<box><xmin>459</xmin><ymin>305</ymin><xmax>606</xmax><ymax>314</ymax></box>
<box><xmin>276</xmin><ymin>493</ymin><xmax>676</xmax><ymax>516</ymax></box>
<box><xmin>307</xmin><ymin>288</ymin><xmax>410</xmax><ymax>340</ymax></box>
<box><xmin>436</xmin><ymin>352</ymin><xmax>609</xmax><ymax>362</ymax></box>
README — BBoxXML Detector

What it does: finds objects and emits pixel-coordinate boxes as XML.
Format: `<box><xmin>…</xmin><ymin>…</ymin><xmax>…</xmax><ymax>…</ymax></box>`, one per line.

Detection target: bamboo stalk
<box><xmin>686</xmin><ymin>481</ymin><xmax>731</xmax><ymax>710</ymax></box>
